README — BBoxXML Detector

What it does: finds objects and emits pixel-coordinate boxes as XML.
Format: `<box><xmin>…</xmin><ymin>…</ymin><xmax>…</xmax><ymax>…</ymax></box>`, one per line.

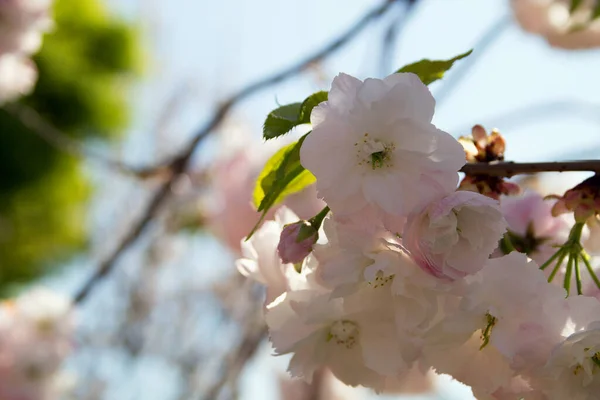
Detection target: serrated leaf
<box><xmin>396</xmin><ymin>49</ymin><xmax>473</xmax><ymax>85</ymax></box>
<box><xmin>298</xmin><ymin>91</ymin><xmax>328</xmax><ymax>124</ymax></box>
<box><xmin>570</xmin><ymin>0</ymin><xmax>584</xmax><ymax>13</ymax></box>
<box><xmin>248</xmin><ymin>134</ymin><xmax>315</xmax><ymax>239</ymax></box>
<box><xmin>262</xmin><ymin>91</ymin><xmax>328</xmax><ymax>140</ymax></box>
<box><xmin>263</xmin><ymin>103</ymin><xmax>302</xmax><ymax>140</ymax></box>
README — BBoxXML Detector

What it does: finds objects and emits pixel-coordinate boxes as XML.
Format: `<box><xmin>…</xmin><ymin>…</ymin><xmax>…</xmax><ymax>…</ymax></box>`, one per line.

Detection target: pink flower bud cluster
<box><xmin>234</xmin><ymin>71</ymin><xmax>600</xmax><ymax>398</ymax></box>
<box><xmin>458</xmin><ymin>125</ymin><xmax>521</xmax><ymax>200</ymax></box>
<box><xmin>0</xmin><ymin>0</ymin><xmax>54</xmax><ymax>104</ymax></box>
<box><xmin>0</xmin><ymin>288</ymin><xmax>74</xmax><ymax>400</ymax></box>
<box><xmin>550</xmin><ymin>175</ymin><xmax>600</xmax><ymax>223</ymax></box>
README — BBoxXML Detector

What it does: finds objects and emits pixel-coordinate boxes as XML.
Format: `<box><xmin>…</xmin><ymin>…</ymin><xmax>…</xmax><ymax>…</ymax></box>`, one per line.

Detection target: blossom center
<box><xmin>368</xmin><ymin>270</ymin><xmax>394</xmax><ymax>289</ymax></box>
<box><xmin>572</xmin><ymin>349</ymin><xmax>600</xmax><ymax>377</ymax></box>
<box><xmin>355</xmin><ymin>133</ymin><xmax>395</xmax><ymax>170</ymax></box>
<box><xmin>328</xmin><ymin>320</ymin><xmax>359</xmax><ymax>349</ymax></box>
<box><xmin>479</xmin><ymin>312</ymin><xmax>497</xmax><ymax>350</ymax></box>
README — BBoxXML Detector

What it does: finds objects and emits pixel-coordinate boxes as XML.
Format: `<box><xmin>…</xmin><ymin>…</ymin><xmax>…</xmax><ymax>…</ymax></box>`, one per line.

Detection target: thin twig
<box><xmin>435</xmin><ymin>15</ymin><xmax>512</xmax><ymax>107</ymax></box>
<box><xmin>378</xmin><ymin>0</ymin><xmax>417</xmax><ymax>76</ymax></box>
<box><xmin>201</xmin><ymin>320</ymin><xmax>267</xmax><ymax>400</ymax></box>
<box><xmin>461</xmin><ymin>160</ymin><xmax>600</xmax><ymax>178</ymax></box>
<box><xmin>73</xmin><ymin>0</ymin><xmax>399</xmax><ymax>304</ymax></box>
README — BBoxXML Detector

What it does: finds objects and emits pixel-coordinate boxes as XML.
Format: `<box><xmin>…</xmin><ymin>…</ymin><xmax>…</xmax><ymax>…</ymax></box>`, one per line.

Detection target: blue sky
<box><xmin>55</xmin><ymin>0</ymin><xmax>600</xmax><ymax>398</ymax></box>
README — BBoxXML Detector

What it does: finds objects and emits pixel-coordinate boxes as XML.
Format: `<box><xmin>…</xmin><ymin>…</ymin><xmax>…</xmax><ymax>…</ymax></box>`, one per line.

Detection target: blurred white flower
<box><xmin>0</xmin><ymin>287</ymin><xmax>74</xmax><ymax>400</ymax></box>
<box><xmin>0</xmin><ymin>0</ymin><xmax>53</xmax><ymax>104</ymax></box>
<box><xmin>0</xmin><ymin>54</ymin><xmax>37</xmax><ymax>104</ymax></box>
<box><xmin>512</xmin><ymin>0</ymin><xmax>600</xmax><ymax>49</ymax></box>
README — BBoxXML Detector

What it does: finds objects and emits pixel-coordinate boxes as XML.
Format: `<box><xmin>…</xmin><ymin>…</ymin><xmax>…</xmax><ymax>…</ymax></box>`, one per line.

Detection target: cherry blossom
<box><xmin>403</xmin><ymin>191</ymin><xmax>507</xmax><ymax>281</ymax></box>
<box><xmin>236</xmin><ymin>207</ymin><xmax>319</xmax><ymax>304</ymax></box>
<box><xmin>299</xmin><ymin>72</ymin><xmax>465</xmax><ymax>221</ymax></box>
<box><xmin>512</xmin><ymin>0</ymin><xmax>600</xmax><ymax>49</ymax></box>
<box><xmin>0</xmin><ymin>288</ymin><xmax>74</xmax><ymax>400</ymax></box>
<box><xmin>501</xmin><ymin>191</ymin><xmax>570</xmax><ymax>265</ymax></box>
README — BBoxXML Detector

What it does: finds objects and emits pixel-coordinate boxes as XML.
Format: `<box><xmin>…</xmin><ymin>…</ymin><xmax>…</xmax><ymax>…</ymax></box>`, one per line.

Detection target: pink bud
<box><xmin>277</xmin><ymin>221</ymin><xmax>318</xmax><ymax>264</ymax></box>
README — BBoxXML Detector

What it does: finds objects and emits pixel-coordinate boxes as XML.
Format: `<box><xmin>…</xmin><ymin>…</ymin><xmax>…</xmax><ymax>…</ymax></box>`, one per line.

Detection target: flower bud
<box><xmin>459</xmin><ymin>125</ymin><xmax>506</xmax><ymax>163</ymax></box>
<box><xmin>458</xmin><ymin>175</ymin><xmax>521</xmax><ymax>200</ymax></box>
<box><xmin>277</xmin><ymin>221</ymin><xmax>318</xmax><ymax>264</ymax></box>
<box><xmin>549</xmin><ymin>175</ymin><xmax>600</xmax><ymax>223</ymax></box>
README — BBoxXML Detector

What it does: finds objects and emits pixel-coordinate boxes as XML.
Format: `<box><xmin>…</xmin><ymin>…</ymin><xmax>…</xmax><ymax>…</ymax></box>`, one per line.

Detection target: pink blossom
<box><xmin>501</xmin><ymin>191</ymin><xmax>570</xmax><ymax>265</ymax></box>
<box><xmin>300</xmin><ymin>72</ymin><xmax>465</xmax><ymax>222</ymax></box>
<box><xmin>403</xmin><ymin>191</ymin><xmax>506</xmax><ymax>281</ymax></box>
<box><xmin>512</xmin><ymin>0</ymin><xmax>600</xmax><ymax>49</ymax></box>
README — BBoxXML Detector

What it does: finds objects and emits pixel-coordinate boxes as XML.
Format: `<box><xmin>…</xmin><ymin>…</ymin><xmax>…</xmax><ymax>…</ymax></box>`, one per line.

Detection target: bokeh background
<box><xmin>2</xmin><ymin>0</ymin><xmax>600</xmax><ymax>399</ymax></box>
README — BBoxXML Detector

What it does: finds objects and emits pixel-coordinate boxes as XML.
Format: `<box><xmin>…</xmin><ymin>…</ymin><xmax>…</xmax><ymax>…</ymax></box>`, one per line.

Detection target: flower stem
<box><xmin>564</xmin><ymin>254</ymin><xmax>574</xmax><ymax>295</ymax></box>
<box><xmin>539</xmin><ymin>248</ymin><xmax>563</xmax><ymax>271</ymax></box>
<box><xmin>548</xmin><ymin>250</ymin><xmax>568</xmax><ymax>283</ymax></box>
<box><xmin>309</xmin><ymin>206</ymin><xmax>331</xmax><ymax>229</ymax></box>
<box><xmin>581</xmin><ymin>252</ymin><xmax>600</xmax><ymax>290</ymax></box>
<box><xmin>574</xmin><ymin>254</ymin><xmax>583</xmax><ymax>295</ymax></box>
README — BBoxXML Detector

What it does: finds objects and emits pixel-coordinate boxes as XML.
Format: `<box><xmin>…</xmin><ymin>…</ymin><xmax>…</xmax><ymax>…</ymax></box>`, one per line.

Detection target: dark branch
<box><xmin>461</xmin><ymin>160</ymin><xmax>600</xmax><ymax>178</ymax></box>
<box><xmin>73</xmin><ymin>0</ymin><xmax>399</xmax><ymax>304</ymax></box>
<box><xmin>378</xmin><ymin>0</ymin><xmax>417</xmax><ymax>76</ymax></box>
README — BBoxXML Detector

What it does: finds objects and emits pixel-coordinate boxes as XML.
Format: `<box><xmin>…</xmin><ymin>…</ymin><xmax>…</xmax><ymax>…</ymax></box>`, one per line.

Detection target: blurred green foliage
<box><xmin>0</xmin><ymin>0</ymin><xmax>141</xmax><ymax>294</ymax></box>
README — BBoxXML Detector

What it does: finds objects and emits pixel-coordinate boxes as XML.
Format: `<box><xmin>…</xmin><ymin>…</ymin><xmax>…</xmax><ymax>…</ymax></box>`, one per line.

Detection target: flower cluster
<box><xmin>236</xmin><ymin>71</ymin><xmax>600</xmax><ymax>398</ymax></box>
<box><xmin>0</xmin><ymin>288</ymin><xmax>74</xmax><ymax>400</ymax></box>
<box><xmin>0</xmin><ymin>0</ymin><xmax>54</xmax><ymax>104</ymax></box>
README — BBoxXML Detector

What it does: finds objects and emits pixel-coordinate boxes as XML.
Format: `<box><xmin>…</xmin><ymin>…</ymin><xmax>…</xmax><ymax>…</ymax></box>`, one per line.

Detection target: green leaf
<box><xmin>570</xmin><ymin>0</ymin><xmax>584</xmax><ymax>13</ymax></box>
<box><xmin>593</xmin><ymin>1</ymin><xmax>600</xmax><ymax>19</ymax></box>
<box><xmin>262</xmin><ymin>91</ymin><xmax>328</xmax><ymax>140</ymax></box>
<box><xmin>396</xmin><ymin>49</ymin><xmax>473</xmax><ymax>85</ymax></box>
<box><xmin>248</xmin><ymin>134</ymin><xmax>316</xmax><ymax>239</ymax></box>
<box><xmin>263</xmin><ymin>103</ymin><xmax>302</xmax><ymax>140</ymax></box>
<box><xmin>298</xmin><ymin>91</ymin><xmax>328</xmax><ymax>124</ymax></box>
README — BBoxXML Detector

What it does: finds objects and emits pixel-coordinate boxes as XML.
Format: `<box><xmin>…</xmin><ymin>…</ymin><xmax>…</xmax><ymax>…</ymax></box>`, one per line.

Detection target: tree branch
<box><xmin>378</xmin><ymin>0</ymin><xmax>417</xmax><ymax>76</ymax></box>
<box><xmin>4</xmin><ymin>102</ymin><xmax>148</xmax><ymax>178</ymax></box>
<box><xmin>201</xmin><ymin>322</ymin><xmax>267</xmax><ymax>400</ymax></box>
<box><xmin>461</xmin><ymin>160</ymin><xmax>600</xmax><ymax>178</ymax></box>
<box><xmin>73</xmin><ymin>0</ymin><xmax>399</xmax><ymax>304</ymax></box>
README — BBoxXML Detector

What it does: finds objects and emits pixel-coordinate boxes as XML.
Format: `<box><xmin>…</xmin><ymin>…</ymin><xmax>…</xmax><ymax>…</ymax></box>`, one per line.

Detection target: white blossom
<box><xmin>299</xmin><ymin>72</ymin><xmax>465</xmax><ymax>223</ymax></box>
<box><xmin>0</xmin><ymin>287</ymin><xmax>74</xmax><ymax>400</ymax></box>
<box><xmin>0</xmin><ymin>54</ymin><xmax>37</xmax><ymax>104</ymax></box>
<box><xmin>236</xmin><ymin>207</ymin><xmax>320</xmax><ymax>304</ymax></box>
<box><xmin>404</xmin><ymin>191</ymin><xmax>507</xmax><ymax>280</ymax></box>
<box><xmin>266</xmin><ymin>286</ymin><xmax>416</xmax><ymax>390</ymax></box>
<box><xmin>536</xmin><ymin>296</ymin><xmax>600</xmax><ymax>400</ymax></box>
<box><xmin>423</xmin><ymin>253</ymin><xmax>567</xmax><ymax>395</ymax></box>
